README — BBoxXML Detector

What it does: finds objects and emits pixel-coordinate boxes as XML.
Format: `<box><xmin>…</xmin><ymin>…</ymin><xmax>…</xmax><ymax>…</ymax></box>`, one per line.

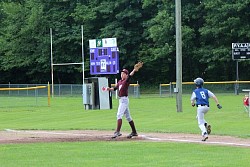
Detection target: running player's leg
<box><xmin>197</xmin><ymin>107</ymin><xmax>208</xmax><ymax>136</ymax></box>
<box><xmin>203</xmin><ymin>108</ymin><xmax>211</xmax><ymax>134</ymax></box>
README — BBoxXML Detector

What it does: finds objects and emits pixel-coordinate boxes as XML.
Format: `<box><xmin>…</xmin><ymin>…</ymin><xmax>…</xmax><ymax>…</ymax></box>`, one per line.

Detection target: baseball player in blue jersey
<box><xmin>191</xmin><ymin>77</ymin><xmax>222</xmax><ymax>141</ymax></box>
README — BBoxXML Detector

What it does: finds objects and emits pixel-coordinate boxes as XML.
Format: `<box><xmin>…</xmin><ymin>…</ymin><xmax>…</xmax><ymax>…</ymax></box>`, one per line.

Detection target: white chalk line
<box><xmin>140</xmin><ymin>135</ymin><xmax>250</xmax><ymax>147</ymax></box>
<box><xmin>5</xmin><ymin>129</ymin><xmax>109</xmax><ymax>137</ymax></box>
<box><xmin>4</xmin><ymin>129</ymin><xmax>250</xmax><ymax>147</ymax></box>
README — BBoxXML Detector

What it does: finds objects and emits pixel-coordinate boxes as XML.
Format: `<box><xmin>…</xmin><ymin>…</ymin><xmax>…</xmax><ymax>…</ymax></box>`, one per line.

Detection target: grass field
<box><xmin>0</xmin><ymin>94</ymin><xmax>250</xmax><ymax>166</ymax></box>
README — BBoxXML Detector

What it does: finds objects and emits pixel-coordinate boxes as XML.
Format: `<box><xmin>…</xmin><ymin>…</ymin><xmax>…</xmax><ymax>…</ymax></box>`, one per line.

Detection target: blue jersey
<box><xmin>193</xmin><ymin>88</ymin><xmax>210</xmax><ymax>105</ymax></box>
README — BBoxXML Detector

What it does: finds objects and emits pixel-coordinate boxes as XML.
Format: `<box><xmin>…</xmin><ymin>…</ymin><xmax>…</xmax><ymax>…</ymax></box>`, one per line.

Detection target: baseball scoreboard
<box><xmin>89</xmin><ymin>38</ymin><xmax>119</xmax><ymax>75</ymax></box>
<box><xmin>232</xmin><ymin>43</ymin><xmax>250</xmax><ymax>60</ymax></box>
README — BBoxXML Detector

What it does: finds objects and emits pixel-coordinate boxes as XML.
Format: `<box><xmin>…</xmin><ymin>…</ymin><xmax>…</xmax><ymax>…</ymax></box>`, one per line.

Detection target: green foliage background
<box><xmin>0</xmin><ymin>0</ymin><xmax>249</xmax><ymax>84</ymax></box>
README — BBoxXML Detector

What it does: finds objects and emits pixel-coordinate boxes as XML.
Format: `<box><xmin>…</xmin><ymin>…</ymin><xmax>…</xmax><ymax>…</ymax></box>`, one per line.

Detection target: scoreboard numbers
<box><xmin>89</xmin><ymin>38</ymin><xmax>119</xmax><ymax>75</ymax></box>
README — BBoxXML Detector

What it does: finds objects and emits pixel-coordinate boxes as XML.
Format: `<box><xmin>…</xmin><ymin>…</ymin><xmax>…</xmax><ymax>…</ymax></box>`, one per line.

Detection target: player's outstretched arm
<box><xmin>129</xmin><ymin>69</ymin><xmax>136</xmax><ymax>76</ymax></box>
<box><xmin>190</xmin><ymin>92</ymin><xmax>196</xmax><ymax>107</ymax></box>
<box><xmin>102</xmin><ymin>87</ymin><xmax>114</xmax><ymax>91</ymax></box>
<box><xmin>212</xmin><ymin>95</ymin><xmax>222</xmax><ymax>109</ymax></box>
<box><xmin>191</xmin><ymin>100</ymin><xmax>195</xmax><ymax>107</ymax></box>
<box><xmin>107</xmin><ymin>87</ymin><xmax>114</xmax><ymax>91</ymax></box>
<box><xmin>130</xmin><ymin>61</ymin><xmax>143</xmax><ymax>76</ymax></box>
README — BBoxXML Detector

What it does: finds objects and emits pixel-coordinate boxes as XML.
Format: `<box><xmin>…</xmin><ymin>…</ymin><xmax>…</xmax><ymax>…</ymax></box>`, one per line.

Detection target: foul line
<box><xmin>4</xmin><ymin>129</ymin><xmax>108</xmax><ymax>137</ymax></box>
<box><xmin>140</xmin><ymin>135</ymin><xmax>250</xmax><ymax>147</ymax></box>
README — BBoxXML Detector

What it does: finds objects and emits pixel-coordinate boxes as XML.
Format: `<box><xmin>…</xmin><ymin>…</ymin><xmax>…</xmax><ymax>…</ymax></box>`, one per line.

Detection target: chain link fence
<box><xmin>0</xmin><ymin>83</ymin><xmax>140</xmax><ymax>98</ymax></box>
<box><xmin>159</xmin><ymin>81</ymin><xmax>250</xmax><ymax>97</ymax></box>
<box><xmin>2</xmin><ymin>81</ymin><xmax>249</xmax><ymax>98</ymax></box>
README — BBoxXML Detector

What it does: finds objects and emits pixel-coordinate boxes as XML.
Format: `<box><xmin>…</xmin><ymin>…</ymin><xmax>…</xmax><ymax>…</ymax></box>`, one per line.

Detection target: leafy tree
<box><xmin>198</xmin><ymin>0</ymin><xmax>250</xmax><ymax>80</ymax></box>
<box><xmin>0</xmin><ymin>1</ymin><xmax>35</xmax><ymax>83</ymax></box>
<box><xmin>0</xmin><ymin>0</ymin><xmax>249</xmax><ymax>85</ymax></box>
<box><xmin>72</xmin><ymin>0</ymin><xmax>145</xmax><ymax>82</ymax></box>
<box><xmin>141</xmin><ymin>0</ymin><xmax>205</xmax><ymax>83</ymax></box>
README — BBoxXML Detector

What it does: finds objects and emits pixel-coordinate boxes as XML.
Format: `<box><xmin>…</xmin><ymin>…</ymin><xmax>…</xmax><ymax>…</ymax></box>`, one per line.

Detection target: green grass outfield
<box><xmin>0</xmin><ymin>94</ymin><xmax>250</xmax><ymax>167</ymax></box>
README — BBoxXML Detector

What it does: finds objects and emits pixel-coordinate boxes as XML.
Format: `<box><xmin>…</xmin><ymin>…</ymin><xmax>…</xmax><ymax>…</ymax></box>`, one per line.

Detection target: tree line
<box><xmin>0</xmin><ymin>0</ymin><xmax>249</xmax><ymax>85</ymax></box>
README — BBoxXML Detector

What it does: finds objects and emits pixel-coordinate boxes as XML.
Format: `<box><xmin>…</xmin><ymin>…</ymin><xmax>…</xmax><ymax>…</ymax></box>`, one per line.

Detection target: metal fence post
<box><xmin>159</xmin><ymin>84</ymin><xmax>162</xmax><ymax>97</ymax></box>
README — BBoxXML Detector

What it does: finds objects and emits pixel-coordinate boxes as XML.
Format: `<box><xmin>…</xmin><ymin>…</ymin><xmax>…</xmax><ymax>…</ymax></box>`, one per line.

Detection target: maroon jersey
<box><xmin>114</xmin><ymin>76</ymin><xmax>131</xmax><ymax>97</ymax></box>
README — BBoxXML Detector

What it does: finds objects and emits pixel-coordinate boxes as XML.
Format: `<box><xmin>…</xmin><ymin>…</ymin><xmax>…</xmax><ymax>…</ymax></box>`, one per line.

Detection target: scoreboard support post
<box><xmin>235</xmin><ymin>60</ymin><xmax>239</xmax><ymax>95</ymax></box>
<box><xmin>84</xmin><ymin>38</ymin><xmax>119</xmax><ymax>110</ymax></box>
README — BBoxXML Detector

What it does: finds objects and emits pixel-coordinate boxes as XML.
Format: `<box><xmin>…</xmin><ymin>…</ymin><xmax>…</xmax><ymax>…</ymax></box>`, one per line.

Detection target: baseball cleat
<box><xmin>201</xmin><ymin>132</ymin><xmax>208</xmax><ymax>141</ymax></box>
<box><xmin>111</xmin><ymin>131</ymin><xmax>122</xmax><ymax>139</ymax></box>
<box><xmin>207</xmin><ymin>125</ymin><xmax>211</xmax><ymax>135</ymax></box>
<box><xmin>202</xmin><ymin>132</ymin><xmax>208</xmax><ymax>141</ymax></box>
<box><xmin>127</xmin><ymin>132</ymin><xmax>138</xmax><ymax>138</ymax></box>
<box><xmin>202</xmin><ymin>136</ymin><xmax>208</xmax><ymax>141</ymax></box>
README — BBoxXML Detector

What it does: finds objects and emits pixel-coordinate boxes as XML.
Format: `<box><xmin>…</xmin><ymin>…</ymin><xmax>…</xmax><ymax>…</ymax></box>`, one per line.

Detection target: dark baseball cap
<box><xmin>121</xmin><ymin>69</ymin><xmax>129</xmax><ymax>75</ymax></box>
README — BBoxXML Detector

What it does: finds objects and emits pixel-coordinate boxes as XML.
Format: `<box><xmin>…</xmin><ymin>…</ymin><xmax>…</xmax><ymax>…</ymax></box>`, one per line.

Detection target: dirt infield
<box><xmin>1</xmin><ymin>129</ymin><xmax>250</xmax><ymax>147</ymax></box>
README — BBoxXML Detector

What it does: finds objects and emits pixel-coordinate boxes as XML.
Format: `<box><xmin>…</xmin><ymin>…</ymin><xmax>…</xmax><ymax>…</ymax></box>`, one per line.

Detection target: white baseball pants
<box><xmin>117</xmin><ymin>96</ymin><xmax>132</xmax><ymax>122</ymax></box>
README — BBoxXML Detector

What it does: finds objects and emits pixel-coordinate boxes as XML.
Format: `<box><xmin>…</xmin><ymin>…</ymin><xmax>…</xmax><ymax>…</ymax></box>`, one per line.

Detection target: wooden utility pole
<box><xmin>175</xmin><ymin>0</ymin><xmax>182</xmax><ymax>112</ymax></box>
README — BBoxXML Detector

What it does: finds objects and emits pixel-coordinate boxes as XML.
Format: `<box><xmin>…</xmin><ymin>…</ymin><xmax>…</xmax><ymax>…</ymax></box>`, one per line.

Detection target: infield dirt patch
<box><xmin>1</xmin><ymin>129</ymin><xmax>250</xmax><ymax>147</ymax></box>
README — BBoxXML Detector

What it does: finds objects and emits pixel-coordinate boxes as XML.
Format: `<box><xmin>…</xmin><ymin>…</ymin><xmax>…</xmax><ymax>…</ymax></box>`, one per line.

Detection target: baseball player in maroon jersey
<box><xmin>104</xmin><ymin>68</ymin><xmax>139</xmax><ymax>139</ymax></box>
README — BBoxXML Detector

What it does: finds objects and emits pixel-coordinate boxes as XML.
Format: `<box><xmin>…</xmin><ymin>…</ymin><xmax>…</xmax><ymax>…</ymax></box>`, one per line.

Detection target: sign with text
<box><xmin>89</xmin><ymin>38</ymin><xmax>119</xmax><ymax>75</ymax></box>
<box><xmin>232</xmin><ymin>43</ymin><xmax>250</xmax><ymax>60</ymax></box>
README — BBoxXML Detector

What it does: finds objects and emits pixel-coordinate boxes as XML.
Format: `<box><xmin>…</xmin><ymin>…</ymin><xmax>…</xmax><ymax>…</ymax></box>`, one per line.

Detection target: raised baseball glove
<box><xmin>134</xmin><ymin>61</ymin><xmax>143</xmax><ymax>71</ymax></box>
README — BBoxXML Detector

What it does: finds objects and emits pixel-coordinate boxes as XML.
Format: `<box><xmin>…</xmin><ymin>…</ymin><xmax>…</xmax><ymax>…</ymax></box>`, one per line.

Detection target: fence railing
<box><xmin>159</xmin><ymin>81</ymin><xmax>250</xmax><ymax>97</ymax></box>
<box><xmin>1</xmin><ymin>81</ymin><xmax>249</xmax><ymax>98</ymax></box>
<box><xmin>0</xmin><ymin>84</ymin><xmax>50</xmax><ymax>107</ymax></box>
<box><xmin>0</xmin><ymin>83</ymin><xmax>140</xmax><ymax>98</ymax></box>
<box><xmin>0</xmin><ymin>84</ymin><xmax>82</xmax><ymax>97</ymax></box>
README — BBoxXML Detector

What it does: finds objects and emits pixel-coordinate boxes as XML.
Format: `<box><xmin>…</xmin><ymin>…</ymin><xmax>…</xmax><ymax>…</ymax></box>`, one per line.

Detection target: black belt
<box><xmin>197</xmin><ymin>104</ymin><xmax>209</xmax><ymax>107</ymax></box>
<box><xmin>119</xmin><ymin>96</ymin><xmax>128</xmax><ymax>98</ymax></box>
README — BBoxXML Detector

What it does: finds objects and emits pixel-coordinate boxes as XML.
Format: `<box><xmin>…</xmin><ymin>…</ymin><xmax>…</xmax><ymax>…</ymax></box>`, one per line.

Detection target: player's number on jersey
<box><xmin>200</xmin><ymin>91</ymin><xmax>206</xmax><ymax>99</ymax></box>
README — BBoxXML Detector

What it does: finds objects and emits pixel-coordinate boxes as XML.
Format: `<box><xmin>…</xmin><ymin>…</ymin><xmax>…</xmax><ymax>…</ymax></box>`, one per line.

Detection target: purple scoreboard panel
<box><xmin>89</xmin><ymin>38</ymin><xmax>119</xmax><ymax>75</ymax></box>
